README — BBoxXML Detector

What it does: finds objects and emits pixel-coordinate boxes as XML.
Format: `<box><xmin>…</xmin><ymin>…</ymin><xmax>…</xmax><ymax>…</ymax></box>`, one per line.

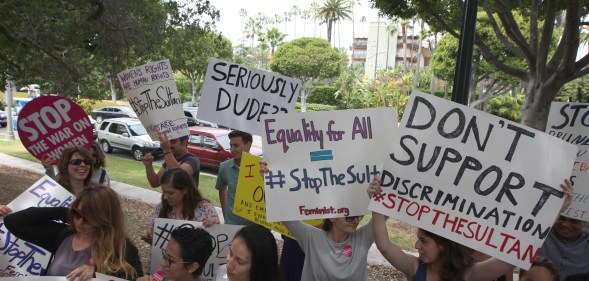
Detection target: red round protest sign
<box><xmin>17</xmin><ymin>96</ymin><xmax>93</xmax><ymax>164</ymax></box>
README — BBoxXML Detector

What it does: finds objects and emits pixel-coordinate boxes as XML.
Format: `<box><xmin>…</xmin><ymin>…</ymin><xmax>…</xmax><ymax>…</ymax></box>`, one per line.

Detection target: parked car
<box><xmin>97</xmin><ymin>118</ymin><xmax>160</xmax><ymax>161</ymax></box>
<box><xmin>88</xmin><ymin>115</ymin><xmax>98</xmax><ymax>140</ymax></box>
<box><xmin>187</xmin><ymin>126</ymin><xmax>263</xmax><ymax>168</ymax></box>
<box><xmin>186</xmin><ymin>116</ymin><xmax>218</xmax><ymax>128</ymax></box>
<box><xmin>92</xmin><ymin>106</ymin><xmax>137</xmax><ymax>123</ymax></box>
<box><xmin>0</xmin><ymin>110</ymin><xmax>6</xmax><ymax>127</ymax></box>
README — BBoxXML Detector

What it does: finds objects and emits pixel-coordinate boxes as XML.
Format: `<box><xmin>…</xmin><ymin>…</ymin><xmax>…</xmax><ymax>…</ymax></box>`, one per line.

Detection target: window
<box><xmin>203</xmin><ymin>136</ymin><xmax>218</xmax><ymax>149</ymax></box>
<box><xmin>189</xmin><ymin>134</ymin><xmax>202</xmax><ymax>146</ymax></box>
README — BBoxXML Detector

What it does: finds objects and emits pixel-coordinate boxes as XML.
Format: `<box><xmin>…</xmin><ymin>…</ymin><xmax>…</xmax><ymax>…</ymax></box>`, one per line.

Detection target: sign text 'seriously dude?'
<box><xmin>198</xmin><ymin>58</ymin><xmax>301</xmax><ymax>135</ymax></box>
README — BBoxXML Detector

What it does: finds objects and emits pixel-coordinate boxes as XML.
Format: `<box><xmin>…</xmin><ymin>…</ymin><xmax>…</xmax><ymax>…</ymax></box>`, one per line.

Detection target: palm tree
<box><xmin>283</xmin><ymin>11</ymin><xmax>291</xmax><ymax>36</ymax></box>
<box><xmin>272</xmin><ymin>13</ymin><xmax>282</xmax><ymax>29</ymax></box>
<box><xmin>310</xmin><ymin>2</ymin><xmax>321</xmax><ymax>37</ymax></box>
<box><xmin>290</xmin><ymin>5</ymin><xmax>301</xmax><ymax>38</ymax></box>
<box><xmin>245</xmin><ymin>17</ymin><xmax>262</xmax><ymax>49</ymax></box>
<box><xmin>266</xmin><ymin>27</ymin><xmax>287</xmax><ymax>55</ymax></box>
<box><xmin>238</xmin><ymin>8</ymin><xmax>248</xmax><ymax>46</ymax></box>
<box><xmin>301</xmin><ymin>9</ymin><xmax>312</xmax><ymax>37</ymax></box>
<box><xmin>316</xmin><ymin>0</ymin><xmax>352</xmax><ymax>46</ymax></box>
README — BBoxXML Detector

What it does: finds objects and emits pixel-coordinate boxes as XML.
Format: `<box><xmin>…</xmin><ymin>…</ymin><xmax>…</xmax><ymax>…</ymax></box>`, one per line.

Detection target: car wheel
<box><xmin>96</xmin><ymin>116</ymin><xmax>103</xmax><ymax>123</ymax></box>
<box><xmin>132</xmin><ymin>147</ymin><xmax>144</xmax><ymax>161</ymax></box>
<box><xmin>101</xmin><ymin>140</ymin><xmax>113</xmax><ymax>153</ymax></box>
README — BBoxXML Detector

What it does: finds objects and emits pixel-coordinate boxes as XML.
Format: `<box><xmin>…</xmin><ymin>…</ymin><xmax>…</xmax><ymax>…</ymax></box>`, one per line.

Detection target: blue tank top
<box><xmin>413</xmin><ymin>257</ymin><xmax>427</xmax><ymax>281</ymax></box>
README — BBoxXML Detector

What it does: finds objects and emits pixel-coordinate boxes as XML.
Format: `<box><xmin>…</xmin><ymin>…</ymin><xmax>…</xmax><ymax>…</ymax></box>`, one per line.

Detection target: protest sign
<box><xmin>149</xmin><ymin>218</ymin><xmax>241</xmax><ymax>280</ymax></box>
<box><xmin>261</xmin><ymin>108</ymin><xmax>398</xmax><ymax>221</ymax></box>
<box><xmin>17</xmin><ymin>96</ymin><xmax>93</xmax><ymax>164</ymax></box>
<box><xmin>234</xmin><ymin>153</ymin><xmax>323</xmax><ymax>238</ymax></box>
<box><xmin>369</xmin><ymin>91</ymin><xmax>577</xmax><ymax>269</ymax></box>
<box><xmin>546</xmin><ymin>102</ymin><xmax>589</xmax><ymax>221</ymax></box>
<box><xmin>117</xmin><ymin>59</ymin><xmax>188</xmax><ymax>140</ymax></box>
<box><xmin>0</xmin><ymin>176</ymin><xmax>74</xmax><ymax>276</ymax></box>
<box><xmin>198</xmin><ymin>58</ymin><xmax>302</xmax><ymax>135</ymax></box>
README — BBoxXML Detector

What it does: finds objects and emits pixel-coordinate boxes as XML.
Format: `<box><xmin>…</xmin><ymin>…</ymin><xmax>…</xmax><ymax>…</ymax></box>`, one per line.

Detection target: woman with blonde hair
<box><xmin>5</xmin><ymin>185</ymin><xmax>142</xmax><ymax>280</ymax></box>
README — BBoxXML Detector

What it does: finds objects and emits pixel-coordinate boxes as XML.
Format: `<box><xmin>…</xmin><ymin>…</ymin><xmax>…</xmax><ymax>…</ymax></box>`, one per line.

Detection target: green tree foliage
<box><xmin>487</xmin><ymin>94</ymin><xmax>524</xmax><ymax>122</ymax></box>
<box><xmin>0</xmin><ymin>0</ymin><xmax>168</xmax><ymax>97</ymax></box>
<box><xmin>164</xmin><ymin>27</ymin><xmax>232</xmax><ymax>104</ymax></box>
<box><xmin>307</xmin><ymin>86</ymin><xmax>339</xmax><ymax>105</ymax></box>
<box><xmin>372</xmin><ymin>0</ymin><xmax>589</xmax><ymax>130</ymax></box>
<box><xmin>266</xmin><ymin>28</ymin><xmax>287</xmax><ymax>55</ymax></box>
<box><xmin>270</xmin><ymin>37</ymin><xmax>345</xmax><ymax>112</ymax></box>
<box><xmin>557</xmin><ymin>75</ymin><xmax>589</xmax><ymax>102</ymax></box>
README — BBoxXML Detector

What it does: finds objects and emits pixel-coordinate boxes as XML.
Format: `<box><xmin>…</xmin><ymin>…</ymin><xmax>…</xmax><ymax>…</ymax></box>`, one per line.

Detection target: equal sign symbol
<box><xmin>310</xmin><ymin>150</ymin><xmax>333</xmax><ymax>162</ymax></box>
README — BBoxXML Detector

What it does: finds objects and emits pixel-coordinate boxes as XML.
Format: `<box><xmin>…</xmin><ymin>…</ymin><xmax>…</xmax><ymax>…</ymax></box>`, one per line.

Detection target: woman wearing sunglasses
<box><xmin>0</xmin><ymin>146</ymin><xmax>96</xmax><ymax>217</ymax></box>
<box><xmin>43</xmin><ymin>143</ymin><xmax>111</xmax><ymax>187</ymax></box>
<box><xmin>4</xmin><ymin>185</ymin><xmax>143</xmax><ymax>280</ymax></box>
<box><xmin>138</xmin><ymin>227</ymin><xmax>214</xmax><ymax>281</ymax></box>
<box><xmin>259</xmin><ymin>160</ymin><xmax>374</xmax><ymax>281</ymax></box>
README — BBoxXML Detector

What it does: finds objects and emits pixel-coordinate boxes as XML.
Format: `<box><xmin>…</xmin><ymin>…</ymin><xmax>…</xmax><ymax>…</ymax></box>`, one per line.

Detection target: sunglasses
<box><xmin>345</xmin><ymin>215</ymin><xmax>364</xmax><ymax>222</ymax></box>
<box><xmin>71</xmin><ymin>207</ymin><xmax>88</xmax><ymax>224</ymax></box>
<box><xmin>69</xmin><ymin>159</ymin><xmax>92</xmax><ymax>166</ymax></box>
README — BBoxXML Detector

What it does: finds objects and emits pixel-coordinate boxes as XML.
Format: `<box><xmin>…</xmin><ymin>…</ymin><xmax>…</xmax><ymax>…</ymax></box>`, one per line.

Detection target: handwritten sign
<box><xmin>117</xmin><ymin>59</ymin><xmax>188</xmax><ymax>140</ymax></box>
<box><xmin>262</xmin><ymin>108</ymin><xmax>398</xmax><ymax>221</ymax></box>
<box><xmin>17</xmin><ymin>96</ymin><xmax>93</xmax><ymax>164</ymax></box>
<box><xmin>234</xmin><ymin>153</ymin><xmax>323</xmax><ymax>238</ymax></box>
<box><xmin>369</xmin><ymin>91</ymin><xmax>577</xmax><ymax>269</ymax></box>
<box><xmin>0</xmin><ymin>176</ymin><xmax>74</xmax><ymax>277</ymax></box>
<box><xmin>546</xmin><ymin>102</ymin><xmax>589</xmax><ymax>221</ymax></box>
<box><xmin>149</xmin><ymin>218</ymin><xmax>242</xmax><ymax>281</ymax></box>
<box><xmin>198</xmin><ymin>58</ymin><xmax>302</xmax><ymax>135</ymax></box>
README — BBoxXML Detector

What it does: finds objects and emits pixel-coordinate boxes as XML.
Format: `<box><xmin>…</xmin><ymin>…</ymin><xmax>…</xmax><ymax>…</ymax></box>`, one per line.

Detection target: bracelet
<box><xmin>163</xmin><ymin>151</ymin><xmax>172</xmax><ymax>156</ymax></box>
<box><xmin>89</xmin><ymin>258</ymin><xmax>95</xmax><ymax>266</ymax></box>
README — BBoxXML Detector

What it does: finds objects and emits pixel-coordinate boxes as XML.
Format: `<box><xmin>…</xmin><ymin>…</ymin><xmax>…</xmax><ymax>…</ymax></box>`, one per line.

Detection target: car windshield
<box><xmin>129</xmin><ymin>124</ymin><xmax>147</xmax><ymax>136</ymax></box>
<box><xmin>217</xmin><ymin>134</ymin><xmax>230</xmax><ymax>150</ymax></box>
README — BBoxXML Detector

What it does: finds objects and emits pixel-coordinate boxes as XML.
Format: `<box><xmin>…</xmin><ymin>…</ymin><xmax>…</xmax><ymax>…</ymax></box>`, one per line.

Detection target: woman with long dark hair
<box><xmin>214</xmin><ymin>224</ymin><xmax>281</xmax><ymax>281</ymax></box>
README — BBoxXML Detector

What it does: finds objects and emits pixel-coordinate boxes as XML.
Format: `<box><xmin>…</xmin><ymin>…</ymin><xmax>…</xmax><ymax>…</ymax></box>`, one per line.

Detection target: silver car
<box><xmin>97</xmin><ymin>118</ymin><xmax>161</xmax><ymax>161</ymax></box>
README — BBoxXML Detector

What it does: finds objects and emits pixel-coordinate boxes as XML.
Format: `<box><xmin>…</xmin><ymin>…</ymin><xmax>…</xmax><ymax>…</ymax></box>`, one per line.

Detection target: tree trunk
<box><xmin>520</xmin><ymin>80</ymin><xmax>563</xmax><ymax>131</ymax></box>
<box><xmin>402</xmin><ymin>23</ymin><xmax>408</xmax><ymax>74</ymax></box>
<box><xmin>327</xmin><ymin>20</ymin><xmax>333</xmax><ymax>44</ymax></box>
<box><xmin>190</xmin><ymin>75</ymin><xmax>197</xmax><ymax>104</ymax></box>
<box><xmin>109</xmin><ymin>76</ymin><xmax>117</xmax><ymax>103</ymax></box>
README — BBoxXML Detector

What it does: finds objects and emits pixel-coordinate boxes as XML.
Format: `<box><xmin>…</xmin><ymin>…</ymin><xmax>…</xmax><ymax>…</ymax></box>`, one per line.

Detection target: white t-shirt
<box><xmin>282</xmin><ymin>220</ymin><xmax>374</xmax><ymax>281</ymax></box>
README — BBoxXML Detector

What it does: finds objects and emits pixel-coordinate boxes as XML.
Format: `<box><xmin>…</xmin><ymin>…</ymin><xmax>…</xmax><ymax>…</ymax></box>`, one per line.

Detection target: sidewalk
<box><xmin>0</xmin><ymin>152</ymin><xmax>394</xmax><ymax>266</ymax></box>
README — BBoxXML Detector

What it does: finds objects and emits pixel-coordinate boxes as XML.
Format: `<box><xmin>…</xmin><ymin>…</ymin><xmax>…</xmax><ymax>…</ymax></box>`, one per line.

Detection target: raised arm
<box><xmin>368</xmin><ymin>178</ymin><xmax>418</xmax><ymax>277</ymax></box>
<box><xmin>466</xmin><ymin>258</ymin><xmax>514</xmax><ymax>281</ymax></box>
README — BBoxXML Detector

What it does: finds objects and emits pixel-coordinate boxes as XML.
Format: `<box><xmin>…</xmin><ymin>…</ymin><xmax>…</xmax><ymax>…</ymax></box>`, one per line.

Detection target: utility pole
<box><xmin>451</xmin><ymin>0</ymin><xmax>478</xmax><ymax>106</ymax></box>
<box><xmin>4</xmin><ymin>76</ymin><xmax>15</xmax><ymax>140</ymax></box>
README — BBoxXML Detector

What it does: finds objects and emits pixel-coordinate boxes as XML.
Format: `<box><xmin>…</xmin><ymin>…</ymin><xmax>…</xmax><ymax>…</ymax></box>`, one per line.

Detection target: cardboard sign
<box><xmin>369</xmin><ymin>91</ymin><xmax>577</xmax><ymax>269</ymax></box>
<box><xmin>262</xmin><ymin>108</ymin><xmax>398</xmax><ymax>221</ymax></box>
<box><xmin>17</xmin><ymin>96</ymin><xmax>93</xmax><ymax>164</ymax></box>
<box><xmin>234</xmin><ymin>153</ymin><xmax>323</xmax><ymax>238</ymax></box>
<box><xmin>117</xmin><ymin>59</ymin><xmax>188</xmax><ymax>140</ymax></box>
<box><xmin>546</xmin><ymin>102</ymin><xmax>589</xmax><ymax>221</ymax></box>
<box><xmin>198</xmin><ymin>58</ymin><xmax>302</xmax><ymax>135</ymax></box>
<box><xmin>0</xmin><ymin>176</ymin><xmax>74</xmax><ymax>276</ymax></box>
<box><xmin>149</xmin><ymin>218</ymin><xmax>241</xmax><ymax>281</ymax></box>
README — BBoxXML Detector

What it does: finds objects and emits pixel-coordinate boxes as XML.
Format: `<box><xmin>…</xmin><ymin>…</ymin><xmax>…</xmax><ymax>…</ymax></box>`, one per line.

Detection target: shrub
<box><xmin>307</xmin><ymin>86</ymin><xmax>340</xmax><ymax>106</ymax></box>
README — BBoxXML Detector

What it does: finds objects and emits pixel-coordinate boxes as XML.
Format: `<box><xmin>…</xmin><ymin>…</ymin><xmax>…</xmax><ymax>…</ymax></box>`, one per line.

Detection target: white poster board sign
<box><xmin>198</xmin><ymin>57</ymin><xmax>302</xmax><ymax>135</ymax></box>
<box><xmin>262</xmin><ymin>108</ymin><xmax>398</xmax><ymax>221</ymax></box>
<box><xmin>0</xmin><ymin>176</ymin><xmax>74</xmax><ymax>276</ymax></box>
<box><xmin>149</xmin><ymin>218</ymin><xmax>242</xmax><ymax>281</ymax></box>
<box><xmin>546</xmin><ymin>102</ymin><xmax>589</xmax><ymax>221</ymax></box>
<box><xmin>117</xmin><ymin>59</ymin><xmax>188</xmax><ymax>140</ymax></box>
<box><xmin>369</xmin><ymin>91</ymin><xmax>577</xmax><ymax>269</ymax></box>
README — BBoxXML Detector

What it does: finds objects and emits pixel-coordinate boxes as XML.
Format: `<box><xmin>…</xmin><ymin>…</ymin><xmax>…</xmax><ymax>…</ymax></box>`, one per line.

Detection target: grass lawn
<box><xmin>0</xmin><ymin>135</ymin><xmax>417</xmax><ymax>252</ymax></box>
<box><xmin>0</xmin><ymin>139</ymin><xmax>220</xmax><ymax>206</ymax></box>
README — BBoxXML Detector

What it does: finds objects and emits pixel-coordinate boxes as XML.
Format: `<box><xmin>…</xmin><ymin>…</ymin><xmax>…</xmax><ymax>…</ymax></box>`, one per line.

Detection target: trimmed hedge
<box><xmin>306</xmin><ymin>86</ymin><xmax>340</xmax><ymax>106</ymax></box>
